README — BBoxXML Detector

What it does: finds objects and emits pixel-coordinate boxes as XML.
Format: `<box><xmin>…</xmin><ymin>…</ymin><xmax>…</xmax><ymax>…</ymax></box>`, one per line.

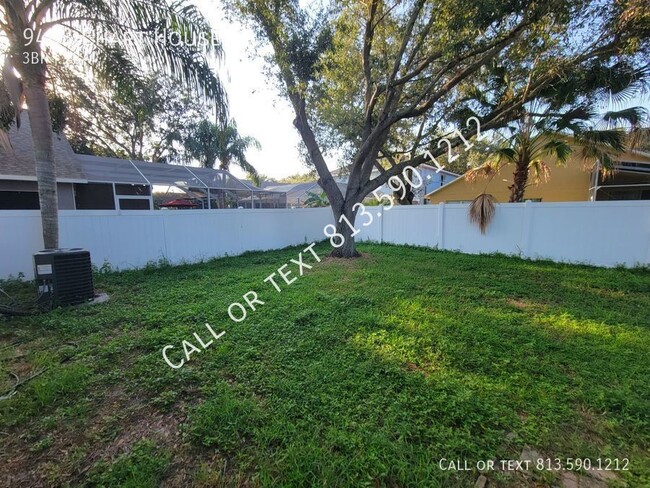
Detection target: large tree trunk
<box><xmin>393</xmin><ymin>167</ymin><xmax>415</xmax><ymax>205</ymax></box>
<box><xmin>22</xmin><ymin>63</ymin><xmax>59</xmax><ymax>249</ymax></box>
<box><xmin>508</xmin><ymin>161</ymin><xmax>529</xmax><ymax>203</ymax></box>
<box><xmin>330</xmin><ymin>203</ymin><xmax>361</xmax><ymax>258</ymax></box>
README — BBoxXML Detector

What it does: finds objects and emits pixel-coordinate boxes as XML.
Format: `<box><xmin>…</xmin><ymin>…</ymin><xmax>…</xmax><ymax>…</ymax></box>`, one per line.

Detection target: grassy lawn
<box><xmin>1</xmin><ymin>243</ymin><xmax>648</xmax><ymax>487</ymax></box>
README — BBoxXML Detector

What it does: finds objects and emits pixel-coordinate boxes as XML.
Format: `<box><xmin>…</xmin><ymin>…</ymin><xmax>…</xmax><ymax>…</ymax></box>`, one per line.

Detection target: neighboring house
<box><xmin>0</xmin><ymin>113</ymin><xmax>85</xmax><ymax>210</ymax></box>
<box><xmin>332</xmin><ymin>164</ymin><xmax>459</xmax><ymax>204</ymax></box>
<box><xmin>408</xmin><ymin>164</ymin><xmax>459</xmax><ymax>204</ymax></box>
<box><xmin>0</xmin><ymin>113</ymin><xmax>287</xmax><ymax>210</ymax></box>
<box><xmin>265</xmin><ymin>181</ymin><xmax>348</xmax><ymax>207</ymax></box>
<box><xmin>425</xmin><ymin>150</ymin><xmax>650</xmax><ymax>203</ymax></box>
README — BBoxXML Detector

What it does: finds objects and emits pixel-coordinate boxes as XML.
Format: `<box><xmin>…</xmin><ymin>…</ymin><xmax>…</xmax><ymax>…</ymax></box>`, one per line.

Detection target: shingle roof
<box><xmin>0</xmin><ymin>112</ymin><xmax>85</xmax><ymax>181</ymax></box>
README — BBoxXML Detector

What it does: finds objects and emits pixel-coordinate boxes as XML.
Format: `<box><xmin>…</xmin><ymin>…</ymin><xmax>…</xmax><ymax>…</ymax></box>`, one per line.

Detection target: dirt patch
<box><xmin>80</xmin><ymin>409</ymin><xmax>183</xmax><ymax>473</ymax></box>
<box><xmin>1</xmin><ymin>382</ymin><xmax>196</xmax><ymax>487</ymax></box>
<box><xmin>505</xmin><ymin>297</ymin><xmax>550</xmax><ymax>312</ymax></box>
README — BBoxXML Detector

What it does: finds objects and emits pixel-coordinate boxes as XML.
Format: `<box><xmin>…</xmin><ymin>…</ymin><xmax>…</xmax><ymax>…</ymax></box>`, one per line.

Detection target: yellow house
<box><xmin>425</xmin><ymin>150</ymin><xmax>650</xmax><ymax>203</ymax></box>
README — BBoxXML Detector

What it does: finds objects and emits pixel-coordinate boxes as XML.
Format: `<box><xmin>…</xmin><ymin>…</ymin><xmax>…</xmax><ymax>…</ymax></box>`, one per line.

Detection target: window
<box><xmin>598</xmin><ymin>188</ymin><xmax>650</xmax><ymax>201</ymax></box>
<box><xmin>119</xmin><ymin>198</ymin><xmax>151</xmax><ymax>210</ymax></box>
<box><xmin>0</xmin><ymin>191</ymin><xmax>39</xmax><ymax>209</ymax></box>
<box><xmin>115</xmin><ymin>184</ymin><xmax>151</xmax><ymax>196</ymax></box>
<box><xmin>74</xmin><ymin>183</ymin><xmax>115</xmax><ymax>209</ymax></box>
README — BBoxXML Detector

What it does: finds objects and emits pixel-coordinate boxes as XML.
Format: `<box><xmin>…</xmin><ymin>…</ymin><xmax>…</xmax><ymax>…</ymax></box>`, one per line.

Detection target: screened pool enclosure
<box><xmin>74</xmin><ymin>155</ymin><xmax>286</xmax><ymax>210</ymax></box>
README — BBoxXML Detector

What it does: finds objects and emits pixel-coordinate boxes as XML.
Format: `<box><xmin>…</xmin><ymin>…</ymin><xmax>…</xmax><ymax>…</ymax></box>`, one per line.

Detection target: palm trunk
<box><xmin>23</xmin><ymin>82</ymin><xmax>59</xmax><ymax>249</ymax></box>
<box><xmin>330</xmin><ymin>203</ymin><xmax>360</xmax><ymax>258</ymax></box>
<box><xmin>508</xmin><ymin>161</ymin><xmax>529</xmax><ymax>203</ymax></box>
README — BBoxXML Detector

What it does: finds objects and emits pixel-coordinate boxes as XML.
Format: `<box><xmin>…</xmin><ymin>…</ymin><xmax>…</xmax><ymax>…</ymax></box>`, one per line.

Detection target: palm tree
<box><xmin>482</xmin><ymin>114</ymin><xmax>573</xmax><ymax>202</ymax></box>
<box><xmin>185</xmin><ymin>119</ymin><xmax>261</xmax><ymax>184</ymax></box>
<box><xmin>0</xmin><ymin>0</ymin><xmax>226</xmax><ymax>248</ymax></box>
<box><xmin>468</xmin><ymin>104</ymin><xmax>647</xmax><ymax>203</ymax></box>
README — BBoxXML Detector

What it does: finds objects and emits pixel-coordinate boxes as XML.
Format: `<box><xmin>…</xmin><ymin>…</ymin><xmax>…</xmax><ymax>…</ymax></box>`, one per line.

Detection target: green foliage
<box><xmin>184</xmin><ymin>119</ymin><xmax>261</xmax><ymax>179</ymax></box>
<box><xmin>46</xmin><ymin>0</ymin><xmax>226</xmax><ymax>104</ymax></box>
<box><xmin>227</xmin><ymin>0</ymin><xmax>649</xmax><ymax>241</ymax></box>
<box><xmin>0</xmin><ymin>82</ymin><xmax>15</xmax><ymax>131</ymax></box>
<box><xmin>47</xmin><ymin>93</ymin><xmax>68</xmax><ymax>134</ymax></box>
<box><xmin>469</xmin><ymin>93</ymin><xmax>648</xmax><ymax>201</ymax></box>
<box><xmin>188</xmin><ymin>383</ymin><xmax>261</xmax><ymax>451</ymax></box>
<box><xmin>278</xmin><ymin>171</ymin><xmax>318</xmax><ymax>183</ymax></box>
<box><xmin>0</xmin><ymin>363</ymin><xmax>90</xmax><ymax>426</ymax></box>
<box><xmin>303</xmin><ymin>190</ymin><xmax>329</xmax><ymax>207</ymax></box>
<box><xmin>47</xmin><ymin>54</ymin><xmax>207</xmax><ymax>162</ymax></box>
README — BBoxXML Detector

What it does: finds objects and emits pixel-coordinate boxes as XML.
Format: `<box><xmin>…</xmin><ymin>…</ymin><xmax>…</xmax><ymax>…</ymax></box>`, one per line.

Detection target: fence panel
<box><xmin>1</xmin><ymin>201</ymin><xmax>648</xmax><ymax>280</ymax></box>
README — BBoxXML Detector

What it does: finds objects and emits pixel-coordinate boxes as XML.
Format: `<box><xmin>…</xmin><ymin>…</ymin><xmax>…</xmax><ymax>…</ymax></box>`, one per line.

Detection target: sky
<box><xmin>194</xmin><ymin>2</ymin><xmax>311</xmax><ymax>180</ymax></box>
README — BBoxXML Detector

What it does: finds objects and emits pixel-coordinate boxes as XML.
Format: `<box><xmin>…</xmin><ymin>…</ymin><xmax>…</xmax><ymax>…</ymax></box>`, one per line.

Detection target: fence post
<box><xmin>379</xmin><ymin>204</ymin><xmax>384</xmax><ymax>243</ymax></box>
<box><xmin>521</xmin><ymin>200</ymin><xmax>532</xmax><ymax>258</ymax></box>
<box><xmin>438</xmin><ymin>203</ymin><xmax>445</xmax><ymax>250</ymax></box>
<box><xmin>161</xmin><ymin>211</ymin><xmax>170</xmax><ymax>263</ymax></box>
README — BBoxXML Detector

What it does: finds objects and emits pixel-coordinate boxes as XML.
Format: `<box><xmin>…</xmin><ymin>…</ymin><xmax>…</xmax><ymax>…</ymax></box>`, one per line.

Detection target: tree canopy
<box><xmin>228</xmin><ymin>0</ymin><xmax>649</xmax><ymax>256</ymax></box>
<box><xmin>46</xmin><ymin>52</ymin><xmax>208</xmax><ymax>162</ymax></box>
<box><xmin>184</xmin><ymin>119</ymin><xmax>261</xmax><ymax>183</ymax></box>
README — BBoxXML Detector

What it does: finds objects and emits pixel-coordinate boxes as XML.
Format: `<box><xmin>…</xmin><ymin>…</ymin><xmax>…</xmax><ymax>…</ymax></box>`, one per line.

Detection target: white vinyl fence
<box><xmin>0</xmin><ymin>208</ymin><xmax>333</xmax><ymax>280</ymax></box>
<box><xmin>359</xmin><ymin>200</ymin><xmax>650</xmax><ymax>268</ymax></box>
<box><xmin>1</xmin><ymin>201</ymin><xmax>648</xmax><ymax>280</ymax></box>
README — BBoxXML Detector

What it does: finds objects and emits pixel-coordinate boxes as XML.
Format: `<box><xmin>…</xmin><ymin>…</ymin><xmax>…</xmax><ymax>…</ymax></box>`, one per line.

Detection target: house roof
<box><xmin>418</xmin><ymin>163</ymin><xmax>461</xmax><ymax>177</ymax></box>
<box><xmin>0</xmin><ymin>116</ymin><xmax>299</xmax><ymax>198</ymax></box>
<box><xmin>265</xmin><ymin>180</ymin><xmax>348</xmax><ymax>206</ymax></box>
<box><xmin>265</xmin><ymin>182</ymin><xmax>320</xmax><ymax>193</ymax></box>
<box><xmin>0</xmin><ymin>118</ymin><xmax>273</xmax><ymax>193</ymax></box>
<box><xmin>423</xmin><ymin>172</ymin><xmax>467</xmax><ymax>198</ymax></box>
<box><xmin>240</xmin><ymin>180</ymin><xmax>259</xmax><ymax>190</ymax></box>
<box><xmin>76</xmin><ymin>154</ymin><xmax>149</xmax><ymax>185</ymax></box>
<box><xmin>0</xmin><ymin>112</ymin><xmax>86</xmax><ymax>182</ymax></box>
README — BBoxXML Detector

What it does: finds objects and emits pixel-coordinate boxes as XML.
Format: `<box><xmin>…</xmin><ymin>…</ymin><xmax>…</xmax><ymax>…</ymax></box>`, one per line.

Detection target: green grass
<box><xmin>0</xmin><ymin>243</ymin><xmax>648</xmax><ymax>487</ymax></box>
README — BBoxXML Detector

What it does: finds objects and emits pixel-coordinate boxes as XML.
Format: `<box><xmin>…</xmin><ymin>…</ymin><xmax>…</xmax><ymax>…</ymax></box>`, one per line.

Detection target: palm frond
<box><xmin>580</xmin><ymin>144</ymin><xmax>619</xmax><ymax>171</ymax></box>
<box><xmin>601</xmin><ymin>107</ymin><xmax>648</xmax><ymax>129</ymax></box>
<box><xmin>2</xmin><ymin>56</ymin><xmax>22</xmax><ymax>129</ymax></box>
<box><xmin>44</xmin><ymin>0</ymin><xmax>227</xmax><ymax>114</ymax></box>
<box><xmin>246</xmin><ymin>171</ymin><xmax>261</xmax><ymax>187</ymax></box>
<box><xmin>575</xmin><ymin>129</ymin><xmax>626</xmax><ymax>153</ymax></box>
<box><xmin>628</xmin><ymin>127</ymin><xmax>650</xmax><ymax>151</ymax></box>
<box><xmin>541</xmin><ymin>139</ymin><xmax>573</xmax><ymax>164</ymax></box>
<box><xmin>304</xmin><ymin>191</ymin><xmax>329</xmax><ymax>208</ymax></box>
<box><xmin>234</xmin><ymin>157</ymin><xmax>259</xmax><ymax>181</ymax></box>
<box><xmin>495</xmin><ymin>147</ymin><xmax>518</xmax><ymax>162</ymax></box>
<box><xmin>465</xmin><ymin>161</ymin><xmax>499</xmax><ymax>183</ymax></box>
<box><xmin>528</xmin><ymin>160</ymin><xmax>551</xmax><ymax>183</ymax></box>
<box><xmin>468</xmin><ymin>193</ymin><xmax>496</xmax><ymax>235</ymax></box>
<box><xmin>585</xmin><ymin>62</ymin><xmax>649</xmax><ymax>108</ymax></box>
